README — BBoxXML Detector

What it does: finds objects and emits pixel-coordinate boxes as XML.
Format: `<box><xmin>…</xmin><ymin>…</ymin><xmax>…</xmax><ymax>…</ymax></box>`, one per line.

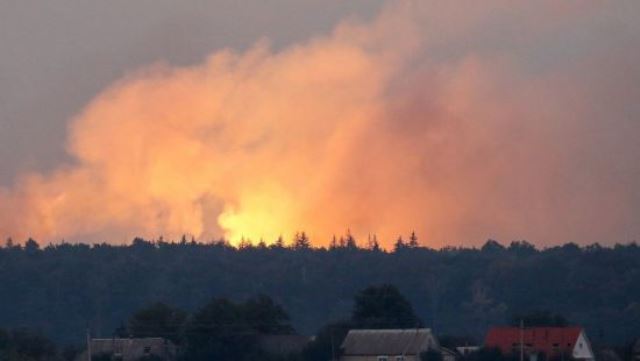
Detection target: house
<box><xmin>595</xmin><ymin>349</ymin><xmax>622</xmax><ymax>361</ymax></box>
<box><xmin>74</xmin><ymin>337</ymin><xmax>177</xmax><ymax>361</ymax></box>
<box><xmin>340</xmin><ymin>328</ymin><xmax>440</xmax><ymax>361</ymax></box>
<box><xmin>455</xmin><ymin>346</ymin><xmax>480</xmax><ymax>357</ymax></box>
<box><xmin>485</xmin><ymin>327</ymin><xmax>595</xmax><ymax>361</ymax></box>
<box><xmin>440</xmin><ymin>347</ymin><xmax>459</xmax><ymax>361</ymax></box>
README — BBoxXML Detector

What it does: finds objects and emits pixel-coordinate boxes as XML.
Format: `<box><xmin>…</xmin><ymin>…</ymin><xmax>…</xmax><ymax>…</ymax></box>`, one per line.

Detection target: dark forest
<box><xmin>1</xmin><ymin>237</ymin><xmax>639</xmax><ymax>346</ymax></box>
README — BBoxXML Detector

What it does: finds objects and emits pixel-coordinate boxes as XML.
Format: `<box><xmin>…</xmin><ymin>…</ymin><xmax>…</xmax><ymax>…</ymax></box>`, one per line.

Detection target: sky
<box><xmin>0</xmin><ymin>0</ymin><xmax>639</xmax><ymax>248</ymax></box>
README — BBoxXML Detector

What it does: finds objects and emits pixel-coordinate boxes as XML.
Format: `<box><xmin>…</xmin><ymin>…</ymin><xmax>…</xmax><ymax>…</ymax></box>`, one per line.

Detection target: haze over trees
<box><xmin>0</xmin><ymin>235</ymin><xmax>639</xmax><ymax>347</ymax></box>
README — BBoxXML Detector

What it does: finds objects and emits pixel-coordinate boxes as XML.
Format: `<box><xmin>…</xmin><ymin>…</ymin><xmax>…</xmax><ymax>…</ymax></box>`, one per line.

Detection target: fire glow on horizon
<box><xmin>1</xmin><ymin>1</ymin><xmax>639</xmax><ymax>247</ymax></box>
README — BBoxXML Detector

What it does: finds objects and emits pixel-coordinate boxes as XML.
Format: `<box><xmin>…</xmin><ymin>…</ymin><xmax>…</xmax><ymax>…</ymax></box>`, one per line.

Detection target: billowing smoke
<box><xmin>1</xmin><ymin>1</ymin><xmax>639</xmax><ymax>247</ymax></box>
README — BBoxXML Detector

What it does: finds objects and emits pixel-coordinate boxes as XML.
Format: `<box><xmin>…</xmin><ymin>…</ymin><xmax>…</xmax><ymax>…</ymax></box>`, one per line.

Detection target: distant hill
<box><xmin>1</xmin><ymin>238</ymin><xmax>639</xmax><ymax>345</ymax></box>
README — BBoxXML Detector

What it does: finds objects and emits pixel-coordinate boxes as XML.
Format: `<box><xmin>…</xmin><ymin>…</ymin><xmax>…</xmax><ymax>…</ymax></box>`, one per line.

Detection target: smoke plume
<box><xmin>1</xmin><ymin>1</ymin><xmax>639</xmax><ymax>247</ymax></box>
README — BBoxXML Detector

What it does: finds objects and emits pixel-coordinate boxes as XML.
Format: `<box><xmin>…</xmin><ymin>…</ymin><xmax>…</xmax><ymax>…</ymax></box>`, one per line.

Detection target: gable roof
<box><xmin>485</xmin><ymin>327</ymin><xmax>583</xmax><ymax>356</ymax></box>
<box><xmin>341</xmin><ymin>329</ymin><xmax>436</xmax><ymax>356</ymax></box>
<box><xmin>73</xmin><ymin>337</ymin><xmax>177</xmax><ymax>361</ymax></box>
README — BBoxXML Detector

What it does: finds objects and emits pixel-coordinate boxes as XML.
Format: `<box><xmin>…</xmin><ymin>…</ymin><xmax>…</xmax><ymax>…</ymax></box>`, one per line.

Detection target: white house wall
<box><xmin>572</xmin><ymin>331</ymin><xmax>595</xmax><ymax>361</ymax></box>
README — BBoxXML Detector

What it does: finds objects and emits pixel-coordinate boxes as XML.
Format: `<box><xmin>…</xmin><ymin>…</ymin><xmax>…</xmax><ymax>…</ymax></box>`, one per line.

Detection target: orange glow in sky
<box><xmin>1</xmin><ymin>1</ymin><xmax>639</xmax><ymax>248</ymax></box>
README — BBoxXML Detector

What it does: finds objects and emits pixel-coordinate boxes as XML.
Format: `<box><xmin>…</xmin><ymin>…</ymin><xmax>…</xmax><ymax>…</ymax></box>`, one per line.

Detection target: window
<box><xmin>377</xmin><ymin>356</ymin><xmax>388</xmax><ymax>361</ymax></box>
<box><xmin>143</xmin><ymin>346</ymin><xmax>151</xmax><ymax>354</ymax></box>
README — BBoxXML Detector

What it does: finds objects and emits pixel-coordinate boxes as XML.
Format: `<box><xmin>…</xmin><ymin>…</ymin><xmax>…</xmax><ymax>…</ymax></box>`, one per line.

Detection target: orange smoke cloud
<box><xmin>1</xmin><ymin>1</ymin><xmax>639</xmax><ymax>247</ymax></box>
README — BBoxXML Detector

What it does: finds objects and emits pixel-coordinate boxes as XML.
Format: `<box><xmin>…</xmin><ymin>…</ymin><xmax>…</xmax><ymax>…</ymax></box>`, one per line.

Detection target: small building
<box><xmin>340</xmin><ymin>328</ymin><xmax>439</xmax><ymax>361</ymax></box>
<box><xmin>440</xmin><ymin>347</ymin><xmax>459</xmax><ymax>361</ymax></box>
<box><xmin>595</xmin><ymin>348</ymin><xmax>622</xmax><ymax>361</ymax></box>
<box><xmin>485</xmin><ymin>327</ymin><xmax>595</xmax><ymax>361</ymax></box>
<box><xmin>455</xmin><ymin>346</ymin><xmax>480</xmax><ymax>357</ymax></box>
<box><xmin>75</xmin><ymin>338</ymin><xmax>177</xmax><ymax>361</ymax></box>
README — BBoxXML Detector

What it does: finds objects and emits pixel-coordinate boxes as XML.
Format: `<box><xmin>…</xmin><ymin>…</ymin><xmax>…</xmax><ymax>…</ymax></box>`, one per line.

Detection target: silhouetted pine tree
<box><xmin>293</xmin><ymin>232</ymin><xmax>310</xmax><ymax>250</ymax></box>
<box><xmin>408</xmin><ymin>231</ymin><xmax>419</xmax><ymax>248</ymax></box>
<box><xmin>273</xmin><ymin>235</ymin><xmax>285</xmax><ymax>249</ymax></box>
<box><xmin>367</xmin><ymin>234</ymin><xmax>381</xmax><ymax>252</ymax></box>
<box><xmin>394</xmin><ymin>236</ymin><xmax>406</xmax><ymax>252</ymax></box>
<box><xmin>344</xmin><ymin>230</ymin><xmax>357</xmax><ymax>249</ymax></box>
<box><xmin>330</xmin><ymin>235</ymin><xmax>339</xmax><ymax>250</ymax></box>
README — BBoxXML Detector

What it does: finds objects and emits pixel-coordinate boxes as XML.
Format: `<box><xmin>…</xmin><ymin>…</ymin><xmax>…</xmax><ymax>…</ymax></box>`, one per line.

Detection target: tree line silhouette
<box><xmin>1</xmin><ymin>234</ymin><xmax>639</xmax><ymax>350</ymax></box>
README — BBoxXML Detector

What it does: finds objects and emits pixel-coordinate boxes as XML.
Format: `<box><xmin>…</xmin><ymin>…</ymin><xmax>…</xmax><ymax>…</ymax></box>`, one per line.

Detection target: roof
<box><xmin>74</xmin><ymin>338</ymin><xmax>177</xmax><ymax>361</ymax></box>
<box><xmin>341</xmin><ymin>329</ymin><xmax>436</xmax><ymax>356</ymax></box>
<box><xmin>90</xmin><ymin>337</ymin><xmax>173</xmax><ymax>354</ymax></box>
<box><xmin>441</xmin><ymin>347</ymin><xmax>459</xmax><ymax>357</ymax></box>
<box><xmin>596</xmin><ymin>349</ymin><xmax>623</xmax><ymax>361</ymax></box>
<box><xmin>456</xmin><ymin>346</ymin><xmax>480</xmax><ymax>355</ymax></box>
<box><xmin>485</xmin><ymin>327</ymin><xmax>583</xmax><ymax>356</ymax></box>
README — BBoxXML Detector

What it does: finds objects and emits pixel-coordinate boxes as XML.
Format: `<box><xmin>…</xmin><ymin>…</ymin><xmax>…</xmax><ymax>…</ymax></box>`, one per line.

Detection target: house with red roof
<box><xmin>485</xmin><ymin>327</ymin><xmax>595</xmax><ymax>361</ymax></box>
